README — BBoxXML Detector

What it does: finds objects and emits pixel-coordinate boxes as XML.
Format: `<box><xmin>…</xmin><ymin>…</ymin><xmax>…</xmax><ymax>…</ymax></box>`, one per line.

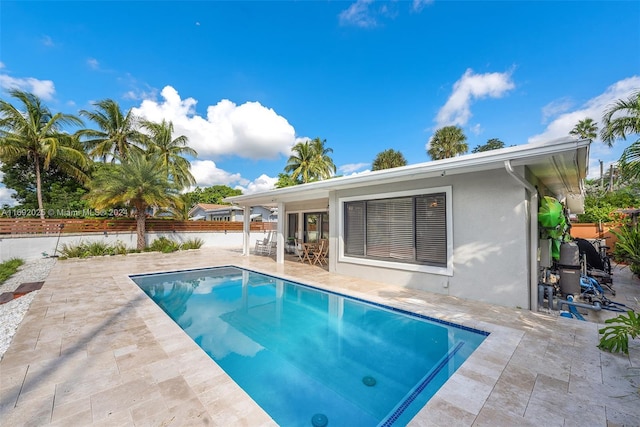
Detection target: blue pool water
<box><xmin>131</xmin><ymin>266</ymin><xmax>488</xmax><ymax>426</ymax></box>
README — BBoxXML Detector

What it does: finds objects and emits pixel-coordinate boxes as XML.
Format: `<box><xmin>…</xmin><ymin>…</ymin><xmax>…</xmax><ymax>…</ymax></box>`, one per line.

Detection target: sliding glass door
<box><xmin>304</xmin><ymin>212</ymin><xmax>329</xmax><ymax>243</ymax></box>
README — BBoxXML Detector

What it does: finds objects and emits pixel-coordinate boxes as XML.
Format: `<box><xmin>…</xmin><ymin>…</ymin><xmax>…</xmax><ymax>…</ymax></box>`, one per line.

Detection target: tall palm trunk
<box><xmin>136</xmin><ymin>209</ymin><xmax>146</xmax><ymax>250</ymax></box>
<box><xmin>33</xmin><ymin>154</ymin><xmax>45</xmax><ymax>219</ymax></box>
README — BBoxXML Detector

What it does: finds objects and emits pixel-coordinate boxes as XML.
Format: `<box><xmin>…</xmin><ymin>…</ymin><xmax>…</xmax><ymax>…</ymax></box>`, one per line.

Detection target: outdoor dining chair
<box><xmin>313</xmin><ymin>239</ymin><xmax>328</xmax><ymax>265</ymax></box>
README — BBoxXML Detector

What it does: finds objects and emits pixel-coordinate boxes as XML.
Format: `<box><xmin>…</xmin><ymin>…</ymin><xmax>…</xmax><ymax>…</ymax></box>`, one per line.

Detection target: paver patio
<box><xmin>1</xmin><ymin>248</ymin><xmax>639</xmax><ymax>426</ymax></box>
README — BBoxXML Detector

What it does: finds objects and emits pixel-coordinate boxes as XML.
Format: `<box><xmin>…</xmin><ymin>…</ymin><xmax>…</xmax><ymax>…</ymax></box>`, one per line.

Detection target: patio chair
<box><xmin>299</xmin><ymin>240</ymin><xmax>317</xmax><ymax>264</ymax></box>
<box><xmin>313</xmin><ymin>239</ymin><xmax>329</xmax><ymax>265</ymax></box>
<box><xmin>255</xmin><ymin>231</ymin><xmax>274</xmax><ymax>255</ymax></box>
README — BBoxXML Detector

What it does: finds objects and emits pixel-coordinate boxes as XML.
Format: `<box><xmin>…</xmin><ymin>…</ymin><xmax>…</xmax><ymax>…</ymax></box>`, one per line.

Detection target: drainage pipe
<box><xmin>504</xmin><ymin>160</ymin><xmax>539</xmax><ymax>310</ymax></box>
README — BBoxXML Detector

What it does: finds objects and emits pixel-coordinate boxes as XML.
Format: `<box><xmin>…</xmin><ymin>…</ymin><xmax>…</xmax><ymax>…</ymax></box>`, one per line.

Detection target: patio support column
<box><xmin>276</xmin><ymin>202</ymin><xmax>285</xmax><ymax>264</ymax></box>
<box><xmin>243</xmin><ymin>204</ymin><xmax>251</xmax><ymax>256</ymax></box>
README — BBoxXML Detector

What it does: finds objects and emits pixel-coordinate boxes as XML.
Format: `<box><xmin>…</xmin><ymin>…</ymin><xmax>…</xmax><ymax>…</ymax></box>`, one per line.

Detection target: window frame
<box><xmin>338</xmin><ymin>186</ymin><xmax>453</xmax><ymax>276</ymax></box>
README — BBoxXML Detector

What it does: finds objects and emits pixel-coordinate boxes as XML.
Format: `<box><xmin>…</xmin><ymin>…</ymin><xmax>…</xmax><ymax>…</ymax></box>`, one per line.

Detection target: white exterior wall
<box><xmin>331</xmin><ymin>168</ymin><xmax>530</xmax><ymax>308</ymax></box>
<box><xmin>0</xmin><ymin>231</ymin><xmax>269</xmax><ymax>262</ymax></box>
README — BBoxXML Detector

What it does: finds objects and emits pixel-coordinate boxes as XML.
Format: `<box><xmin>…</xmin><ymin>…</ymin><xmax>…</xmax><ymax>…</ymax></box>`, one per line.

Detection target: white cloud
<box><xmin>435</xmin><ymin>68</ymin><xmax>515</xmax><ymax>128</ymax></box>
<box><xmin>0</xmin><ymin>74</ymin><xmax>55</xmax><ymax>101</ymax></box>
<box><xmin>412</xmin><ymin>0</ymin><xmax>434</xmax><ymax>12</ymax></box>
<box><xmin>339</xmin><ymin>162</ymin><xmax>369</xmax><ymax>175</ymax></box>
<box><xmin>339</xmin><ymin>0</ymin><xmax>377</xmax><ymax>28</ymax></box>
<box><xmin>190</xmin><ymin>161</ymin><xmax>276</xmax><ymax>195</ymax></box>
<box><xmin>42</xmin><ymin>35</ymin><xmax>54</xmax><ymax>47</ymax></box>
<box><xmin>469</xmin><ymin>123</ymin><xmax>483</xmax><ymax>135</ymax></box>
<box><xmin>0</xmin><ymin>62</ymin><xmax>5</xmax><ymax>69</ymax></box>
<box><xmin>190</xmin><ymin>160</ymin><xmax>248</xmax><ymax>188</ymax></box>
<box><xmin>132</xmin><ymin>86</ymin><xmax>297</xmax><ymax>160</ymax></box>
<box><xmin>87</xmin><ymin>58</ymin><xmax>100</xmax><ymax>70</ymax></box>
<box><xmin>236</xmin><ymin>174</ymin><xmax>278</xmax><ymax>195</ymax></box>
<box><xmin>540</xmin><ymin>97</ymin><xmax>573</xmax><ymax>124</ymax></box>
<box><xmin>528</xmin><ymin>76</ymin><xmax>640</xmax><ymax>145</ymax></box>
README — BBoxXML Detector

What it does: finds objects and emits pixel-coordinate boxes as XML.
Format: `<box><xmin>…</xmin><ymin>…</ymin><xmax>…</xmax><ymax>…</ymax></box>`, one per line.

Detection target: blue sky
<box><xmin>1</xmin><ymin>0</ymin><xmax>639</xmax><ymax>205</ymax></box>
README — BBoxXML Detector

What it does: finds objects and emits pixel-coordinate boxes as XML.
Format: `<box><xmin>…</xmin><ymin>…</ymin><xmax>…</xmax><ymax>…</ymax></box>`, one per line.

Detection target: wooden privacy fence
<box><xmin>0</xmin><ymin>218</ymin><xmax>276</xmax><ymax>235</ymax></box>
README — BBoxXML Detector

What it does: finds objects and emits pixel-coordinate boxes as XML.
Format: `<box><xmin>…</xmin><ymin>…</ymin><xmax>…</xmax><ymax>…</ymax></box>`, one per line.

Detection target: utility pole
<box><xmin>600</xmin><ymin>160</ymin><xmax>604</xmax><ymax>189</ymax></box>
<box><xmin>609</xmin><ymin>164</ymin><xmax>614</xmax><ymax>192</ymax></box>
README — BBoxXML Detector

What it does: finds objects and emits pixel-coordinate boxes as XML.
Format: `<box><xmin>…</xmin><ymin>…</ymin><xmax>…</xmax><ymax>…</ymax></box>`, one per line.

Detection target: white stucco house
<box><xmin>189</xmin><ymin>203</ymin><xmax>276</xmax><ymax>222</ymax></box>
<box><xmin>226</xmin><ymin>137</ymin><xmax>590</xmax><ymax>310</ymax></box>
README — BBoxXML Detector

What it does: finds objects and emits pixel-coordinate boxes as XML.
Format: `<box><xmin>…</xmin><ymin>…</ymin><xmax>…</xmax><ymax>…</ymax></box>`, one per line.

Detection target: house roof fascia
<box><xmin>226</xmin><ymin>137</ymin><xmax>590</xmax><ymax>206</ymax></box>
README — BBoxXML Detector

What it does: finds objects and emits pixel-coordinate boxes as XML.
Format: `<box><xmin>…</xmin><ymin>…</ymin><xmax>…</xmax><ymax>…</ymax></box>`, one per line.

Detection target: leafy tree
<box><xmin>141</xmin><ymin>119</ymin><xmax>197</xmax><ymax>190</ymax></box>
<box><xmin>569</xmin><ymin>118</ymin><xmax>598</xmax><ymax>140</ymax></box>
<box><xmin>577</xmin><ymin>182</ymin><xmax>640</xmax><ymax>223</ymax></box>
<box><xmin>427</xmin><ymin>126</ymin><xmax>468</xmax><ymax>160</ymax></box>
<box><xmin>1</xmin><ymin>157</ymin><xmax>90</xmax><ymax>215</ymax></box>
<box><xmin>599</xmin><ymin>91</ymin><xmax>640</xmax><ymax>180</ymax></box>
<box><xmin>186</xmin><ymin>185</ymin><xmax>242</xmax><ymax>205</ymax></box>
<box><xmin>274</xmin><ymin>172</ymin><xmax>300</xmax><ymax>188</ymax></box>
<box><xmin>471</xmin><ymin>138</ymin><xmax>505</xmax><ymax>153</ymax></box>
<box><xmin>0</xmin><ymin>90</ymin><xmax>89</xmax><ymax>218</ymax></box>
<box><xmin>285</xmin><ymin>137</ymin><xmax>336</xmax><ymax>183</ymax></box>
<box><xmin>85</xmin><ymin>151</ymin><xmax>178</xmax><ymax>250</ymax></box>
<box><xmin>372</xmin><ymin>148</ymin><xmax>407</xmax><ymax>170</ymax></box>
<box><xmin>79</xmin><ymin>99</ymin><xmax>145</xmax><ymax>162</ymax></box>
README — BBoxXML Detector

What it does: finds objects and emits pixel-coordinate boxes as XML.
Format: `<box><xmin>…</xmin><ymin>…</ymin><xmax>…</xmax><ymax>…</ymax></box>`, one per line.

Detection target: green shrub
<box><xmin>0</xmin><ymin>258</ymin><xmax>25</xmax><ymax>284</ymax></box>
<box><xmin>148</xmin><ymin>236</ymin><xmax>180</xmax><ymax>253</ymax></box>
<box><xmin>599</xmin><ymin>310</ymin><xmax>640</xmax><ymax>355</ymax></box>
<box><xmin>59</xmin><ymin>240</ymin><xmax>131</xmax><ymax>258</ymax></box>
<box><xmin>180</xmin><ymin>238</ymin><xmax>204</xmax><ymax>250</ymax></box>
<box><xmin>611</xmin><ymin>224</ymin><xmax>640</xmax><ymax>274</ymax></box>
<box><xmin>59</xmin><ymin>241</ymin><xmax>89</xmax><ymax>258</ymax></box>
<box><xmin>113</xmin><ymin>241</ymin><xmax>129</xmax><ymax>255</ymax></box>
<box><xmin>84</xmin><ymin>241</ymin><xmax>114</xmax><ymax>257</ymax></box>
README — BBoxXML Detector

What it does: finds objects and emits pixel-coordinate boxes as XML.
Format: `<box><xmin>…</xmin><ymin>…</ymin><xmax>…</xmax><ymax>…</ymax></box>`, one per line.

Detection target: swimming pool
<box><xmin>131</xmin><ymin>266</ymin><xmax>488</xmax><ymax>426</ymax></box>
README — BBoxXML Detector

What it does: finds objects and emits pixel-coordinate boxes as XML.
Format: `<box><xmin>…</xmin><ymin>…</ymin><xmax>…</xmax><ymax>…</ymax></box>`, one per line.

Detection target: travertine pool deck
<box><xmin>1</xmin><ymin>248</ymin><xmax>639</xmax><ymax>426</ymax></box>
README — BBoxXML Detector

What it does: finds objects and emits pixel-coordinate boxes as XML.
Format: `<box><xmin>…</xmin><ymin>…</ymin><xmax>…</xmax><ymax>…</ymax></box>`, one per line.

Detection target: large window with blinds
<box><xmin>343</xmin><ymin>192</ymin><xmax>447</xmax><ymax>267</ymax></box>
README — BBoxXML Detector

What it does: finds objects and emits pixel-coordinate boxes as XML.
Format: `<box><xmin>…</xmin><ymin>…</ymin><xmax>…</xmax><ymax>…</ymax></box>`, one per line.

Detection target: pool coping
<box><xmin>119</xmin><ymin>263</ymin><xmax>524</xmax><ymax>426</ymax></box>
<box><xmin>128</xmin><ymin>265</ymin><xmax>496</xmax><ymax>425</ymax></box>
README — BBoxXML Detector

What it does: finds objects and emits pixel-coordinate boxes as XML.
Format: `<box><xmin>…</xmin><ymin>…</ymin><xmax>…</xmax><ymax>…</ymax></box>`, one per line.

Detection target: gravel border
<box><xmin>0</xmin><ymin>257</ymin><xmax>57</xmax><ymax>359</ymax></box>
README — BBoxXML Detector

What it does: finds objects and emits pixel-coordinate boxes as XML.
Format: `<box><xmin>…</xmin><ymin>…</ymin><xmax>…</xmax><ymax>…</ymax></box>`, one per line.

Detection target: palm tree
<box><xmin>285</xmin><ymin>137</ymin><xmax>336</xmax><ymax>183</ymax></box>
<box><xmin>601</xmin><ymin>91</ymin><xmax>640</xmax><ymax>147</ymax></box>
<box><xmin>601</xmin><ymin>91</ymin><xmax>640</xmax><ymax>179</ymax></box>
<box><xmin>0</xmin><ymin>90</ymin><xmax>88</xmax><ymax>219</ymax></box>
<box><xmin>141</xmin><ymin>119</ymin><xmax>197</xmax><ymax>189</ymax></box>
<box><xmin>427</xmin><ymin>126</ymin><xmax>468</xmax><ymax>160</ymax></box>
<box><xmin>372</xmin><ymin>148</ymin><xmax>407</xmax><ymax>170</ymax></box>
<box><xmin>309</xmin><ymin>137</ymin><xmax>336</xmax><ymax>180</ymax></box>
<box><xmin>79</xmin><ymin>99</ymin><xmax>145</xmax><ymax>162</ymax></box>
<box><xmin>85</xmin><ymin>151</ymin><xmax>178</xmax><ymax>250</ymax></box>
<box><xmin>472</xmin><ymin>138</ymin><xmax>505</xmax><ymax>153</ymax></box>
<box><xmin>570</xmin><ymin>118</ymin><xmax>598</xmax><ymax>140</ymax></box>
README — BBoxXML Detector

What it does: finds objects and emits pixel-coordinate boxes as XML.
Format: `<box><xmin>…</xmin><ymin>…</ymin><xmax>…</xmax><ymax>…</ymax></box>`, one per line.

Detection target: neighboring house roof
<box><xmin>188</xmin><ymin>203</ymin><xmax>241</xmax><ymax>216</ymax></box>
<box><xmin>225</xmin><ymin>137</ymin><xmax>590</xmax><ymax>212</ymax></box>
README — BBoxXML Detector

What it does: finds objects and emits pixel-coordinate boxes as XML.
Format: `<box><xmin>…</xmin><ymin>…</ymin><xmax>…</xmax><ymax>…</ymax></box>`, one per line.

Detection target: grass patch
<box><xmin>0</xmin><ymin>258</ymin><xmax>25</xmax><ymax>284</ymax></box>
